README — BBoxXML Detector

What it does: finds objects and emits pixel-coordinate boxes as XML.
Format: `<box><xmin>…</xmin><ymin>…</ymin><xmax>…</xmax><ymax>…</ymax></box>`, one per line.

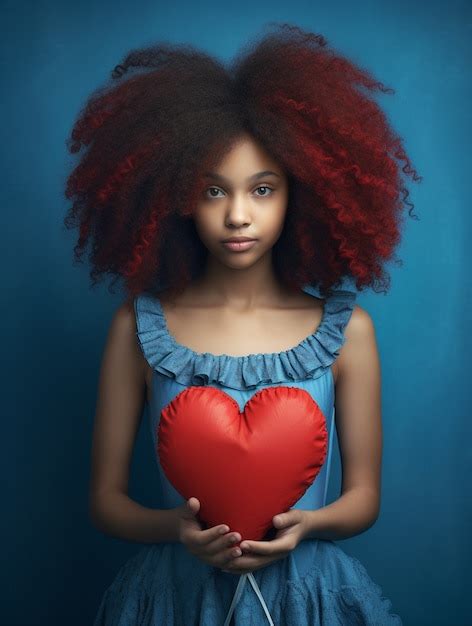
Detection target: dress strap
<box><xmin>134</xmin><ymin>284</ymin><xmax>357</xmax><ymax>391</ymax></box>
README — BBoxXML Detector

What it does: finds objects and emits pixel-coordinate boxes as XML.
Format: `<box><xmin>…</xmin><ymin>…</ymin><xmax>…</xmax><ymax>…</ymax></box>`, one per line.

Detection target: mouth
<box><xmin>221</xmin><ymin>239</ymin><xmax>258</xmax><ymax>252</ymax></box>
<box><xmin>221</xmin><ymin>237</ymin><xmax>257</xmax><ymax>243</ymax></box>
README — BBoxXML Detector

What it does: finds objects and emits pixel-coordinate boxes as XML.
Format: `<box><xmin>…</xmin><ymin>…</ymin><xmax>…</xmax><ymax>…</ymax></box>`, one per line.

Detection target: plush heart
<box><xmin>158</xmin><ymin>385</ymin><xmax>328</xmax><ymax>542</ymax></box>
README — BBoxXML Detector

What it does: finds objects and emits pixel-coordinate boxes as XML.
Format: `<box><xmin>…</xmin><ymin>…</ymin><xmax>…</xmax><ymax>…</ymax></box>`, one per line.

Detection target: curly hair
<box><xmin>63</xmin><ymin>22</ymin><xmax>422</xmax><ymax>301</ymax></box>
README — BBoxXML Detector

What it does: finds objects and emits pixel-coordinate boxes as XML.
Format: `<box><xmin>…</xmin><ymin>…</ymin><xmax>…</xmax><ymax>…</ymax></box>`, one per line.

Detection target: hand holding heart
<box><xmin>178</xmin><ymin>496</ymin><xmax>310</xmax><ymax>575</ymax></box>
<box><xmin>220</xmin><ymin>502</ymin><xmax>310</xmax><ymax>575</ymax></box>
<box><xmin>176</xmin><ymin>497</ymin><xmax>246</xmax><ymax>571</ymax></box>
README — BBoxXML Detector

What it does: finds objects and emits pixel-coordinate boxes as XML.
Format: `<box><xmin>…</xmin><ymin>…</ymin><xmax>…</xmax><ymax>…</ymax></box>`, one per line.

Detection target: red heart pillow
<box><xmin>158</xmin><ymin>385</ymin><xmax>327</xmax><ymax>542</ymax></box>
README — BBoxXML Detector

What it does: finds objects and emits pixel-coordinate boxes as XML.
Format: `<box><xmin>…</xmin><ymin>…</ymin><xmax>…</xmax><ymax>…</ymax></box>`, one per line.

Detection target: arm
<box><xmin>303</xmin><ymin>305</ymin><xmax>382</xmax><ymax>541</ymax></box>
<box><xmin>89</xmin><ymin>300</ymin><xmax>179</xmax><ymax>544</ymax></box>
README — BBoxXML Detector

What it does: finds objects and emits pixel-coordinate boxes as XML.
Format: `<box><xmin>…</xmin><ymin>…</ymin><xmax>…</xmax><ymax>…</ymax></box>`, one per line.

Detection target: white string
<box><xmin>222</xmin><ymin>572</ymin><xmax>275</xmax><ymax>626</ymax></box>
<box><xmin>222</xmin><ymin>574</ymin><xmax>246</xmax><ymax>626</ymax></box>
<box><xmin>247</xmin><ymin>573</ymin><xmax>275</xmax><ymax>625</ymax></box>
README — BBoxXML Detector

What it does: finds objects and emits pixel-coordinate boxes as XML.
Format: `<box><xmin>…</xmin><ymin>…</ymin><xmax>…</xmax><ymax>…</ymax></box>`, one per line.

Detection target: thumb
<box><xmin>273</xmin><ymin>511</ymin><xmax>295</xmax><ymax>527</ymax></box>
<box><xmin>186</xmin><ymin>497</ymin><xmax>200</xmax><ymax>515</ymax></box>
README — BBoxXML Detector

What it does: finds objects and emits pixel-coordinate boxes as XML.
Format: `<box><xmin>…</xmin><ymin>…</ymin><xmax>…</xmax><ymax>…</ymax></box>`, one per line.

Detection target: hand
<box><xmin>221</xmin><ymin>508</ymin><xmax>309</xmax><ymax>575</ymax></box>
<box><xmin>176</xmin><ymin>497</ymin><xmax>244</xmax><ymax>570</ymax></box>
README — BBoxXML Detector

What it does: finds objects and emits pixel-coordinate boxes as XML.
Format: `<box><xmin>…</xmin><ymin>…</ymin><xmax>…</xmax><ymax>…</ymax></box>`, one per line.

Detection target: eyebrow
<box><xmin>203</xmin><ymin>170</ymin><xmax>281</xmax><ymax>183</ymax></box>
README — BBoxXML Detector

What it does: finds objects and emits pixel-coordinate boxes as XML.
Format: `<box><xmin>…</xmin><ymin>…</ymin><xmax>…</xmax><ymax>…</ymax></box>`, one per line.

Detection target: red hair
<box><xmin>63</xmin><ymin>22</ymin><xmax>422</xmax><ymax>300</ymax></box>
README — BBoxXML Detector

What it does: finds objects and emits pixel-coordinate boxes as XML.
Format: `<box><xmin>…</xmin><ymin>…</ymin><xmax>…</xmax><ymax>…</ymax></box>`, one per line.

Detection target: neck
<box><xmin>191</xmin><ymin>252</ymin><xmax>288</xmax><ymax>309</ymax></box>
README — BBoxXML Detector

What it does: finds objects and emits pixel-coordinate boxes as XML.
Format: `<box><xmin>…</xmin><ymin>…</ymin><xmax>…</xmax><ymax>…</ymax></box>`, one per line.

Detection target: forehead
<box><xmin>203</xmin><ymin>170</ymin><xmax>282</xmax><ymax>184</ymax></box>
<box><xmin>204</xmin><ymin>136</ymin><xmax>284</xmax><ymax>181</ymax></box>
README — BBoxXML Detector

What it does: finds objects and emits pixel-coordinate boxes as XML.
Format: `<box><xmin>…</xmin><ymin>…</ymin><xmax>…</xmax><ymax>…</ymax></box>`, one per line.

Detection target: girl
<box><xmin>64</xmin><ymin>23</ymin><xmax>420</xmax><ymax>625</ymax></box>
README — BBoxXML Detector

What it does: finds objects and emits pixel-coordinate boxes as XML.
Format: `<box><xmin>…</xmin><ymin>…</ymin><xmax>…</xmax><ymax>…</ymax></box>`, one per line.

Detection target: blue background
<box><xmin>2</xmin><ymin>0</ymin><xmax>470</xmax><ymax>624</ymax></box>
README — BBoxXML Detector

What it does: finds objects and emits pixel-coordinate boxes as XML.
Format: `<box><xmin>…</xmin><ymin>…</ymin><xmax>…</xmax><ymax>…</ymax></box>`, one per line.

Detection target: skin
<box><xmin>89</xmin><ymin>133</ymin><xmax>382</xmax><ymax>577</ymax></box>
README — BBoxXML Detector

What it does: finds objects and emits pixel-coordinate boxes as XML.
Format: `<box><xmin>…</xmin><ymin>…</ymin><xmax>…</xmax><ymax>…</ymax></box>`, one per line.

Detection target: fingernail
<box><xmin>220</xmin><ymin>526</ymin><xmax>229</xmax><ymax>534</ymax></box>
<box><xmin>233</xmin><ymin>548</ymin><xmax>241</xmax><ymax>556</ymax></box>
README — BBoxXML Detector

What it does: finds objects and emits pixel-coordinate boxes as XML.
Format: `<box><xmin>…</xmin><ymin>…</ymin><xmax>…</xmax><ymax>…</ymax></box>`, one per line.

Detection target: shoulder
<box><xmin>345</xmin><ymin>304</ymin><xmax>376</xmax><ymax>340</ymax></box>
<box><xmin>103</xmin><ymin>298</ymin><xmax>146</xmax><ymax>373</ymax></box>
<box><xmin>108</xmin><ymin>299</ymin><xmax>137</xmax><ymax>337</ymax></box>
<box><xmin>337</xmin><ymin>304</ymin><xmax>379</xmax><ymax>379</ymax></box>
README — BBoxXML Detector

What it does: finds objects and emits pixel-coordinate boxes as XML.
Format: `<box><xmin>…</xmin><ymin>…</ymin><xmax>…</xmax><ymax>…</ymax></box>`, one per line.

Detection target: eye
<box><xmin>205</xmin><ymin>186</ymin><xmax>224</xmax><ymax>199</ymax></box>
<box><xmin>254</xmin><ymin>185</ymin><xmax>274</xmax><ymax>197</ymax></box>
<box><xmin>204</xmin><ymin>185</ymin><xmax>275</xmax><ymax>199</ymax></box>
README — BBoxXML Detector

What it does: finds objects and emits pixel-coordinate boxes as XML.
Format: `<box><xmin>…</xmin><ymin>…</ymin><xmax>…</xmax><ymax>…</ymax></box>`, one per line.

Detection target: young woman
<box><xmin>64</xmin><ymin>23</ymin><xmax>420</xmax><ymax>625</ymax></box>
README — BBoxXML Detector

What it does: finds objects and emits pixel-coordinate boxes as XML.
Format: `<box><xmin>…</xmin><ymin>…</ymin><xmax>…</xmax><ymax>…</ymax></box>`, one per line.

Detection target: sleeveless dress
<box><xmin>93</xmin><ymin>284</ymin><xmax>403</xmax><ymax>626</ymax></box>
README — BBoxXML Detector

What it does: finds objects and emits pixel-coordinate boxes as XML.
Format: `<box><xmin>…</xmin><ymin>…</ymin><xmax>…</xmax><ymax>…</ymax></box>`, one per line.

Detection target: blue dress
<box><xmin>93</xmin><ymin>285</ymin><xmax>403</xmax><ymax>626</ymax></box>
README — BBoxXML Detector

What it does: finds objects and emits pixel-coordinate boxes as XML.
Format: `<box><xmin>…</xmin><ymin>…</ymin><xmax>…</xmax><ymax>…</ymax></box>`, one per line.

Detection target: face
<box><xmin>193</xmin><ymin>134</ymin><xmax>289</xmax><ymax>269</ymax></box>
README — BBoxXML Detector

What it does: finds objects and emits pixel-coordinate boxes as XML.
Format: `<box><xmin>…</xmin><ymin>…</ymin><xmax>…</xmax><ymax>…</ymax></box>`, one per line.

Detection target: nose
<box><xmin>225</xmin><ymin>195</ymin><xmax>252</xmax><ymax>227</ymax></box>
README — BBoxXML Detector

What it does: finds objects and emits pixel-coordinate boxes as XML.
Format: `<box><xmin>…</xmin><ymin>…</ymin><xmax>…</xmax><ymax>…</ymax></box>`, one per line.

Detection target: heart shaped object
<box><xmin>158</xmin><ymin>385</ymin><xmax>328</xmax><ymax>542</ymax></box>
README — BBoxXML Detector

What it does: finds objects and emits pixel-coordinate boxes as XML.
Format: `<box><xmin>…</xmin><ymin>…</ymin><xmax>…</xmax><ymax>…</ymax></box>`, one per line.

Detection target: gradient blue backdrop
<box><xmin>2</xmin><ymin>0</ymin><xmax>470</xmax><ymax>624</ymax></box>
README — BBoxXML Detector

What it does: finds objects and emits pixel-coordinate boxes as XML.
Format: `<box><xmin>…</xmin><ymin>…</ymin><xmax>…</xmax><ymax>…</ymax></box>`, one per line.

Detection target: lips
<box><xmin>222</xmin><ymin>238</ymin><xmax>257</xmax><ymax>243</ymax></box>
<box><xmin>222</xmin><ymin>240</ymin><xmax>257</xmax><ymax>252</ymax></box>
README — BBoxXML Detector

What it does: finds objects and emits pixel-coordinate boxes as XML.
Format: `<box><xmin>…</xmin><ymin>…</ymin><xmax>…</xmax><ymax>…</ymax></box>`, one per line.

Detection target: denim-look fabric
<box><xmin>93</xmin><ymin>284</ymin><xmax>403</xmax><ymax>626</ymax></box>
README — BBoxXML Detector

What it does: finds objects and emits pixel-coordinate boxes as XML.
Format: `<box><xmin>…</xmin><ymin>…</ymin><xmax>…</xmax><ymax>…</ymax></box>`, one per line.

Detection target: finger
<box><xmin>221</xmin><ymin>547</ymin><xmax>246</xmax><ymax>570</ymax></box>
<box><xmin>225</xmin><ymin>543</ymin><xmax>243</xmax><ymax>561</ymax></box>
<box><xmin>196</xmin><ymin>523</ymin><xmax>230</xmax><ymax>546</ymax></box>
<box><xmin>223</xmin><ymin>553</ymin><xmax>268</xmax><ymax>574</ymax></box>
<box><xmin>239</xmin><ymin>536</ymin><xmax>291</xmax><ymax>555</ymax></box>
<box><xmin>204</xmin><ymin>531</ymin><xmax>241</xmax><ymax>557</ymax></box>
<box><xmin>273</xmin><ymin>511</ymin><xmax>301</xmax><ymax>527</ymax></box>
<box><xmin>186</xmin><ymin>497</ymin><xmax>200</xmax><ymax>514</ymax></box>
<box><xmin>180</xmin><ymin>498</ymin><xmax>199</xmax><ymax>521</ymax></box>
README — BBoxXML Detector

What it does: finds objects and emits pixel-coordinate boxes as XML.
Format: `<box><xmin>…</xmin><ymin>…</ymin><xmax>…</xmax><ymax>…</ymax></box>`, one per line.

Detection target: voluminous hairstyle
<box><xmin>63</xmin><ymin>22</ymin><xmax>422</xmax><ymax>300</ymax></box>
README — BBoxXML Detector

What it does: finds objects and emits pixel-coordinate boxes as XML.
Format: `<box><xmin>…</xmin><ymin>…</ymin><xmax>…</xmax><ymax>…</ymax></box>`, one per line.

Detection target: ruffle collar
<box><xmin>134</xmin><ymin>284</ymin><xmax>357</xmax><ymax>390</ymax></box>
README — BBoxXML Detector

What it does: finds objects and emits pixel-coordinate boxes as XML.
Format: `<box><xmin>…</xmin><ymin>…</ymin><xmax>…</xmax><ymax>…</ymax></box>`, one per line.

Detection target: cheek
<box><xmin>262</xmin><ymin>207</ymin><xmax>287</xmax><ymax>238</ymax></box>
<box><xmin>193</xmin><ymin>215</ymin><xmax>220</xmax><ymax>246</ymax></box>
